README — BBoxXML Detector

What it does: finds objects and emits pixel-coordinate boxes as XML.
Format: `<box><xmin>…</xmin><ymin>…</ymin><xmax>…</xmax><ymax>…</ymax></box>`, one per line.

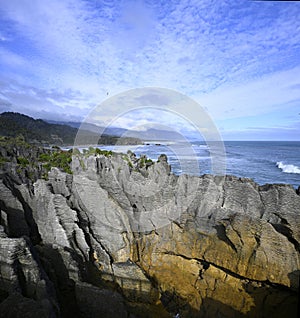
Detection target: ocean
<box><xmin>98</xmin><ymin>141</ymin><xmax>300</xmax><ymax>188</ymax></box>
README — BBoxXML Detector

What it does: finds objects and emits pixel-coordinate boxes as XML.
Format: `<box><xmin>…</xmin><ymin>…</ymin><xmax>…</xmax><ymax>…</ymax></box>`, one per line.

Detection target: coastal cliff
<box><xmin>0</xmin><ymin>143</ymin><xmax>299</xmax><ymax>317</ymax></box>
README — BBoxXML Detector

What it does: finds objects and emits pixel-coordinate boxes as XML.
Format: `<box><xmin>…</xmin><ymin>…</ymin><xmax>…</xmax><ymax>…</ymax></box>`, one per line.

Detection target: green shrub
<box><xmin>95</xmin><ymin>148</ymin><xmax>112</xmax><ymax>157</ymax></box>
<box><xmin>39</xmin><ymin>150</ymin><xmax>72</xmax><ymax>174</ymax></box>
<box><xmin>17</xmin><ymin>156</ymin><xmax>29</xmax><ymax>166</ymax></box>
<box><xmin>39</xmin><ymin>153</ymin><xmax>51</xmax><ymax>162</ymax></box>
<box><xmin>140</xmin><ymin>157</ymin><xmax>145</xmax><ymax>168</ymax></box>
<box><xmin>79</xmin><ymin>159</ymin><xmax>86</xmax><ymax>170</ymax></box>
<box><xmin>72</xmin><ymin>148</ymin><xmax>81</xmax><ymax>155</ymax></box>
<box><xmin>88</xmin><ymin>146</ymin><xmax>95</xmax><ymax>154</ymax></box>
<box><xmin>42</xmin><ymin>172</ymin><xmax>49</xmax><ymax>180</ymax></box>
<box><xmin>122</xmin><ymin>155</ymin><xmax>133</xmax><ymax>168</ymax></box>
<box><xmin>0</xmin><ymin>156</ymin><xmax>9</xmax><ymax>166</ymax></box>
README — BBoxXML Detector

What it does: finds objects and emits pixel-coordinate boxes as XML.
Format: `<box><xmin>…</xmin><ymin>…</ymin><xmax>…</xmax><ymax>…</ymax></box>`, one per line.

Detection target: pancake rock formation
<box><xmin>0</xmin><ymin>148</ymin><xmax>299</xmax><ymax>317</ymax></box>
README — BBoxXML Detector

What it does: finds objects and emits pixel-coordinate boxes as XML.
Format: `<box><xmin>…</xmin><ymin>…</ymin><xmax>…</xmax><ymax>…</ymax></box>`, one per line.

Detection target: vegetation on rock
<box><xmin>0</xmin><ymin>136</ymin><xmax>73</xmax><ymax>181</ymax></box>
<box><xmin>39</xmin><ymin>150</ymin><xmax>73</xmax><ymax>175</ymax></box>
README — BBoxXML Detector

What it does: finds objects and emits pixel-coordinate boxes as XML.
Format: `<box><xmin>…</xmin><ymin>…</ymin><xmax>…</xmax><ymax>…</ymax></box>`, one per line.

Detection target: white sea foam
<box><xmin>276</xmin><ymin>161</ymin><xmax>300</xmax><ymax>174</ymax></box>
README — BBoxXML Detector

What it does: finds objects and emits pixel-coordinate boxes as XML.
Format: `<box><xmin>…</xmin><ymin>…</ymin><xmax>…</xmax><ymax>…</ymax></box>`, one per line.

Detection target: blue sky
<box><xmin>0</xmin><ymin>0</ymin><xmax>299</xmax><ymax>140</ymax></box>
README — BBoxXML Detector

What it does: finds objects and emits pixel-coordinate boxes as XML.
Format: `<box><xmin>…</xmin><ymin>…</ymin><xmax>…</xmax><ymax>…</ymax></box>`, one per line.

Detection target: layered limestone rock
<box><xmin>0</xmin><ymin>234</ymin><xmax>58</xmax><ymax>317</ymax></box>
<box><xmin>0</xmin><ymin>151</ymin><xmax>299</xmax><ymax>317</ymax></box>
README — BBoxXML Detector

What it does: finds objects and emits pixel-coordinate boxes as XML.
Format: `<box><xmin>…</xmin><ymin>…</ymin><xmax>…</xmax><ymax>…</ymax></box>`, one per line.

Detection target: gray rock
<box><xmin>0</xmin><ymin>152</ymin><xmax>299</xmax><ymax>317</ymax></box>
<box><xmin>0</xmin><ymin>236</ymin><xmax>58</xmax><ymax>317</ymax></box>
<box><xmin>112</xmin><ymin>261</ymin><xmax>159</xmax><ymax>303</ymax></box>
<box><xmin>0</xmin><ymin>180</ymin><xmax>29</xmax><ymax>237</ymax></box>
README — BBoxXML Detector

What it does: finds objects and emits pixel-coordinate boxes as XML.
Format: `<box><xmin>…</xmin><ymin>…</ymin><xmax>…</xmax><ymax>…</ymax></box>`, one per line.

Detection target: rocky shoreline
<box><xmin>0</xmin><ymin>141</ymin><xmax>299</xmax><ymax>317</ymax></box>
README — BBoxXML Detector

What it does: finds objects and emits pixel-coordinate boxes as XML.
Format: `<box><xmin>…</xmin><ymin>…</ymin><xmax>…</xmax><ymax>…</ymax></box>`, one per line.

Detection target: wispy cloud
<box><xmin>219</xmin><ymin>122</ymin><xmax>300</xmax><ymax>141</ymax></box>
<box><xmin>0</xmin><ymin>0</ymin><xmax>299</xmax><ymax>139</ymax></box>
<box><xmin>199</xmin><ymin>66</ymin><xmax>300</xmax><ymax>119</ymax></box>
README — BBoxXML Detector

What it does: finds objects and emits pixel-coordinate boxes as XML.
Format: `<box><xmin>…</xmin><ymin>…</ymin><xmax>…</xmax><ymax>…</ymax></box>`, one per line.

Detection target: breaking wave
<box><xmin>276</xmin><ymin>161</ymin><xmax>300</xmax><ymax>174</ymax></box>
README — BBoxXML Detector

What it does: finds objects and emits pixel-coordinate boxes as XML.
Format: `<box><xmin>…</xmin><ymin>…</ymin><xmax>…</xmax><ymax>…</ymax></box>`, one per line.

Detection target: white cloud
<box><xmin>198</xmin><ymin>66</ymin><xmax>300</xmax><ymax>120</ymax></box>
<box><xmin>0</xmin><ymin>47</ymin><xmax>29</xmax><ymax>69</ymax></box>
<box><xmin>0</xmin><ymin>0</ymin><xmax>299</xmax><ymax>140</ymax></box>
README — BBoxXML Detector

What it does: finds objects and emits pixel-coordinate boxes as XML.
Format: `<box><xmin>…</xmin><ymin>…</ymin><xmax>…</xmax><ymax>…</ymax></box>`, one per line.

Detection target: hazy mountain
<box><xmin>46</xmin><ymin>119</ymin><xmax>185</xmax><ymax>141</ymax></box>
<box><xmin>125</xmin><ymin>128</ymin><xmax>185</xmax><ymax>141</ymax></box>
<box><xmin>46</xmin><ymin>120</ymin><xmax>128</xmax><ymax>137</ymax></box>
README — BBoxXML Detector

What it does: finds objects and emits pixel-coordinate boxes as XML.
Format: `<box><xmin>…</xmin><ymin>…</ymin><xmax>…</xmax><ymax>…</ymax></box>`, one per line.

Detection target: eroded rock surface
<box><xmin>0</xmin><ymin>151</ymin><xmax>299</xmax><ymax>317</ymax></box>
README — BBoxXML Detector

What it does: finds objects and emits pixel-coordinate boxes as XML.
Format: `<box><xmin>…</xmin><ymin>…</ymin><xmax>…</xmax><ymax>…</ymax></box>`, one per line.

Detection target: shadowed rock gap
<box><xmin>3</xmin><ymin>175</ymin><xmax>42</xmax><ymax>245</ymax></box>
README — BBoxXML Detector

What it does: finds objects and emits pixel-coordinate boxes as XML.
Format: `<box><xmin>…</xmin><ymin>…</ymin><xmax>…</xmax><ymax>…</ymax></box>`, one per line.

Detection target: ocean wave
<box><xmin>276</xmin><ymin>161</ymin><xmax>300</xmax><ymax>174</ymax></box>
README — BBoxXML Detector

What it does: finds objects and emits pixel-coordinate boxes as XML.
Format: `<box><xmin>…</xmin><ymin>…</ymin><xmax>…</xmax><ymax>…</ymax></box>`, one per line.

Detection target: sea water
<box><xmin>85</xmin><ymin>141</ymin><xmax>300</xmax><ymax>188</ymax></box>
<box><xmin>222</xmin><ymin>141</ymin><xmax>300</xmax><ymax>188</ymax></box>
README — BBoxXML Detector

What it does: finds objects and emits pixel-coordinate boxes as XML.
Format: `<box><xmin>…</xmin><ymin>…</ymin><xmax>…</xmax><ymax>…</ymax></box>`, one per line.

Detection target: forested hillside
<box><xmin>0</xmin><ymin>112</ymin><xmax>141</xmax><ymax>145</ymax></box>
